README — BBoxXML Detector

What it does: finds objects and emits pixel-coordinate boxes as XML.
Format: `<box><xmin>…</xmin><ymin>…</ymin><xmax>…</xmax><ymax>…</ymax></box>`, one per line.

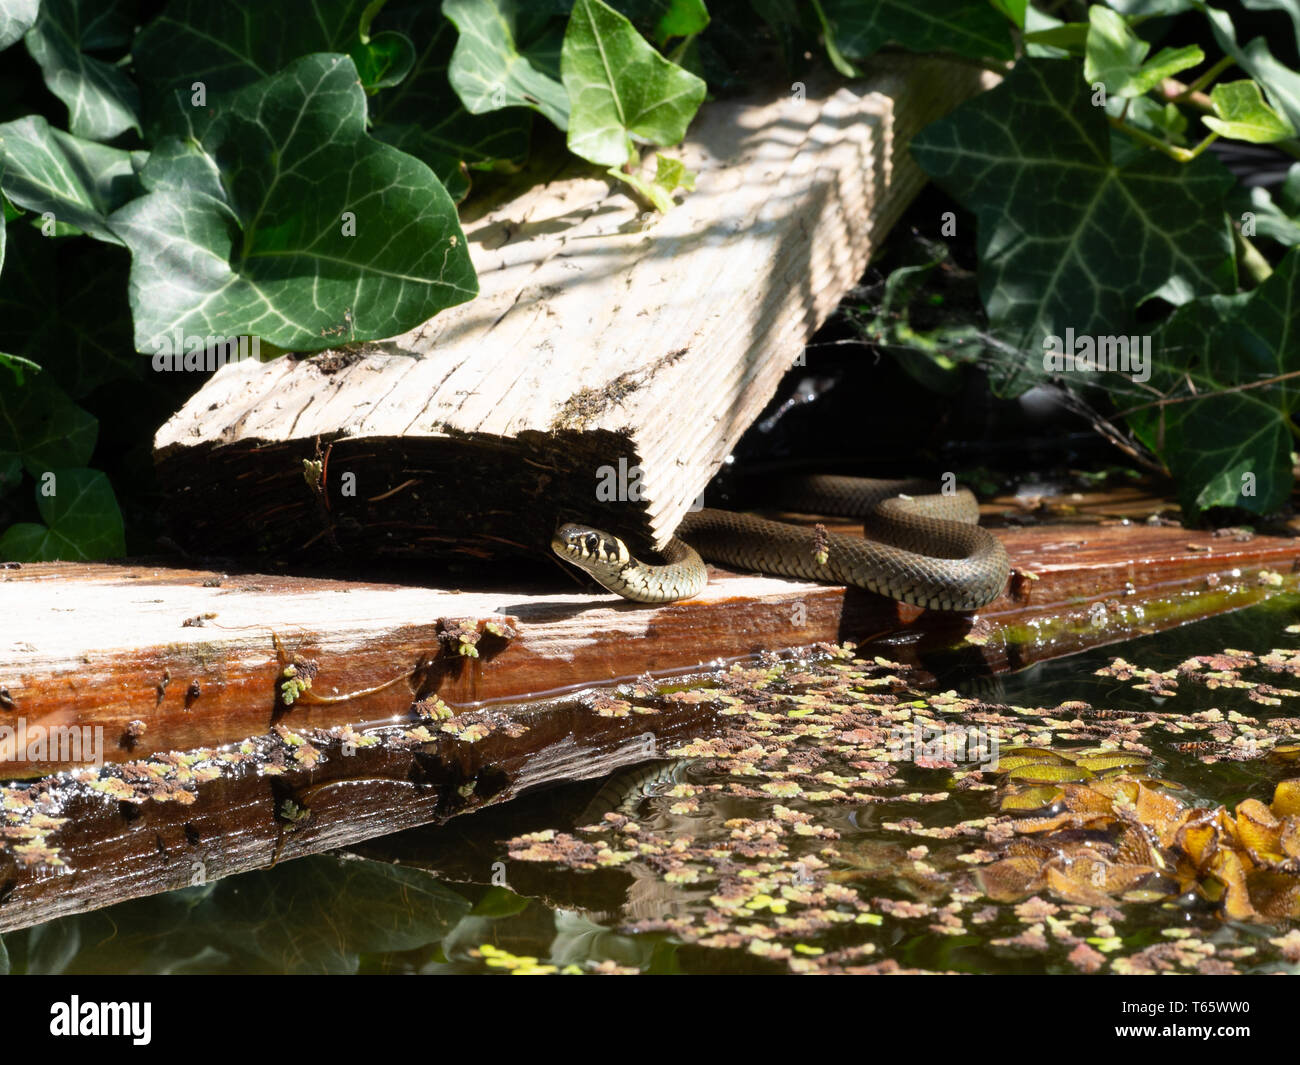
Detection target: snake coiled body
<box><xmin>552</xmin><ymin>475</ymin><xmax>1010</xmax><ymax>610</ymax></box>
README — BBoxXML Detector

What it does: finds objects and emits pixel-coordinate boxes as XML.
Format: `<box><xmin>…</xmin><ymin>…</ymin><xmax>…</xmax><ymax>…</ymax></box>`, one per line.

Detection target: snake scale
<box><xmin>551</xmin><ymin>475</ymin><xmax>1009</xmax><ymax>610</ymax></box>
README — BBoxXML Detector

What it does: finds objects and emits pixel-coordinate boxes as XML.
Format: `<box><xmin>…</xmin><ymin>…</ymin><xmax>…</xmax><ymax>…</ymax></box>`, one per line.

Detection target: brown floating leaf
<box><xmin>1061</xmin><ymin>782</ymin><xmax>1119</xmax><ymax>814</ymax></box>
<box><xmin>1208</xmin><ymin>849</ymin><xmax>1258</xmax><ymax>921</ymax></box>
<box><xmin>1132</xmin><ymin>784</ymin><xmax>1185</xmax><ymax>847</ymax></box>
<box><xmin>1272</xmin><ymin>779</ymin><xmax>1300</xmax><ymax>818</ymax></box>
<box><xmin>1235</xmin><ymin>800</ymin><xmax>1287</xmax><ymax>867</ymax></box>
<box><xmin>977</xmin><ymin>855</ymin><xmax>1045</xmax><ymax>901</ymax></box>
<box><xmin>984</xmin><ymin>750</ymin><xmax>1300</xmax><ymax>922</ymax></box>
<box><xmin>998</xmin><ymin>747</ymin><xmax>1068</xmax><ymax>765</ymax></box>
<box><xmin>1115</xmin><ymin>824</ymin><xmax>1160</xmax><ymax>869</ymax></box>
<box><xmin>1073</xmin><ymin>752</ymin><xmax>1149</xmax><ymax>772</ymax></box>
<box><xmin>1000</xmin><ymin>786</ymin><xmax>1061</xmax><ymax>811</ymax></box>
<box><xmin>1173</xmin><ymin>809</ymin><xmax>1221</xmax><ymax>870</ymax></box>
<box><xmin>1249</xmin><ymin>870</ymin><xmax>1300</xmax><ymax>919</ymax></box>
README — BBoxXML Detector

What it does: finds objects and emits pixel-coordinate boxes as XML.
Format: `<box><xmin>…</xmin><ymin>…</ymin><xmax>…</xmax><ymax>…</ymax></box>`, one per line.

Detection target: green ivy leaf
<box><xmin>443</xmin><ymin>0</ymin><xmax>570</xmax><ymax>129</ymax></box>
<box><xmin>1230</xmin><ymin>180</ymin><xmax>1300</xmax><ymax>248</ymax></box>
<box><xmin>1200</xmin><ymin>1</ymin><xmax>1300</xmax><ymax>134</ymax></box>
<box><xmin>816</xmin><ymin>0</ymin><xmax>1015</xmax><ymax>64</ymax></box>
<box><xmin>109</xmin><ymin>53</ymin><xmax>477</xmax><ymax>354</ymax></box>
<box><xmin>1110</xmin><ymin>94</ymin><xmax>1190</xmax><ymax>145</ymax></box>
<box><xmin>135</xmin><ymin>0</ymin><xmax>371</xmax><ymax>96</ymax></box>
<box><xmin>0</xmin><ymin>0</ymin><xmax>38</xmax><ymax>51</ymax></box>
<box><xmin>23</xmin><ymin>0</ymin><xmax>140</xmax><ymax>140</ymax></box>
<box><xmin>989</xmin><ymin>0</ymin><xmax>1028</xmax><ymax>26</ymax></box>
<box><xmin>0</xmin><ymin>371</ymin><xmax>97</xmax><ymax>475</ymax></box>
<box><xmin>351</xmin><ymin>30</ymin><xmax>418</xmax><ymax>93</ymax></box>
<box><xmin>0</xmin><ymin>116</ymin><xmax>144</xmax><ymax>245</ymax></box>
<box><xmin>1022</xmin><ymin>23</ymin><xmax>1090</xmax><ymax>54</ymax></box>
<box><xmin>911</xmin><ymin>59</ymin><xmax>1234</xmax><ymax>390</ymax></box>
<box><xmin>1128</xmin><ymin>248</ymin><xmax>1300</xmax><ymax>516</ymax></box>
<box><xmin>562</xmin><ymin>0</ymin><xmax>707</xmax><ymax>168</ymax></box>
<box><xmin>1203</xmin><ymin>79</ymin><xmax>1296</xmax><ymax>142</ymax></box>
<box><xmin>654</xmin><ymin>152</ymin><xmax>694</xmax><ymax>192</ymax></box>
<box><xmin>134</xmin><ymin>0</ymin><xmax>399</xmax><ymax>137</ymax></box>
<box><xmin>370</xmin><ymin>4</ymin><xmax>532</xmax><ymax>203</ymax></box>
<box><xmin>654</xmin><ymin>0</ymin><xmax>710</xmax><ymax>41</ymax></box>
<box><xmin>1083</xmin><ymin>5</ymin><xmax>1203</xmax><ymax>99</ymax></box>
<box><xmin>0</xmin><ymin>227</ymin><xmax>139</xmax><ymax>399</ymax></box>
<box><xmin>0</xmin><ymin>451</ymin><xmax>20</xmax><ymax>499</ymax></box>
<box><xmin>470</xmin><ymin>885</ymin><xmax>532</xmax><ymax>917</ymax></box>
<box><xmin>0</xmin><ymin>468</ymin><xmax>124</xmax><ymax>561</ymax></box>
<box><xmin>0</xmin><ymin>353</ymin><xmax>40</xmax><ymax>382</ymax></box>
<box><xmin>616</xmin><ymin>0</ymin><xmax>712</xmax><ymax>44</ymax></box>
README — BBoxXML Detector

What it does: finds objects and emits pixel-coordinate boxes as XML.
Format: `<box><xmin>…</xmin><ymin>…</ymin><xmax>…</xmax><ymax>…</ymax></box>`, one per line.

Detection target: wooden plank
<box><xmin>152</xmin><ymin>59</ymin><xmax>994</xmax><ymax>565</ymax></box>
<box><xmin>1</xmin><ymin>509</ymin><xmax>1298</xmax><ymax>930</ymax></box>
<box><xmin>3</xmin><ymin>514</ymin><xmax>1298</xmax><ymax>777</ymax></box>
<box><xmin>0</xmin><ymin>689</ymin><xmax>727</xmax><ymax>934</ymax></box>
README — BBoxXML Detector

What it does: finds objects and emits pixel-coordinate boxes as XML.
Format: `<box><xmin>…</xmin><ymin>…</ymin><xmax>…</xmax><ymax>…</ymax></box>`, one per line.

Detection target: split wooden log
<box><xmin>152</xmin><ymin>59</ymin><xmax>994</xmax><ymax>567</ymax></box>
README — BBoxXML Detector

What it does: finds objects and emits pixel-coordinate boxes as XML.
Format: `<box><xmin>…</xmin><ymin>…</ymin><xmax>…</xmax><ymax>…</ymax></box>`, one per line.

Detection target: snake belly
<box><xmin>551</xmin><ymin>475</ymin><xmax>1010</xmax><ymax>610</ymax></box>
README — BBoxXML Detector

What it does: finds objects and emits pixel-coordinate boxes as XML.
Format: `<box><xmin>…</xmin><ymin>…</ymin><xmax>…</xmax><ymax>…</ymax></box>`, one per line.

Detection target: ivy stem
<box><xmin>1183</xmin><ymin>131</ymin><xmax>1222</xmax><ymax>161</ymax></box>
<box><xmin>1161</xmin><ymin>73</ymin><xmax>1300</xmax><ymax>161</ymax></box>
<box><xmin>1172</xmin><ymin>55</ymin><xmax>1236</xmax><ymax>100</ymax></box>
<box><xmin>1113</xmin><ymin>368</ymin><xmax>1300</xmax><ymax>419</ymax></box>
<box><xmin>1107</xmin><ymin>115</ymin><xmax>1188</xmax><ymax>161</ymax></box>
<box><xmin>666</xmin><ymin>33</ymin><xmax>699</xmax><ymax>65</ymax></box>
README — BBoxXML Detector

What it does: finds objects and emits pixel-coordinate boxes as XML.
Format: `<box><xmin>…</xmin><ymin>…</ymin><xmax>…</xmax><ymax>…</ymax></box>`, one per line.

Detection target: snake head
<box><xmin>551</xmin><ymin>523</ymin><xmax>630</xmax><ymax>568</ymax></box>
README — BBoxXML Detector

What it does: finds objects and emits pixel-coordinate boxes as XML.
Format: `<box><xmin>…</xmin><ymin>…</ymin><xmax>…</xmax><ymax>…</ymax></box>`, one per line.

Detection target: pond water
<box><xmin>5</xmin><ymin>595</ymin><xmax>1300</xmax><ymax>974</ymax></box>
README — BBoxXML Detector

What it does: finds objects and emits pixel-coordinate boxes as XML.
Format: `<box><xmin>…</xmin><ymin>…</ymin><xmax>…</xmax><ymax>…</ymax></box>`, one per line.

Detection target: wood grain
<box><xmin>152</xmin><ymin>60</ymin><xmax>994</xmax><ymax>565</ymax></box>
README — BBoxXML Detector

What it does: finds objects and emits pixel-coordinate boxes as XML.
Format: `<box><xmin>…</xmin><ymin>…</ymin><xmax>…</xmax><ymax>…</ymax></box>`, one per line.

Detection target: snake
<box><xmin>551</xmin><ymin>474</ymin><xmax>1009</xmax><ymax>610</ymax></box>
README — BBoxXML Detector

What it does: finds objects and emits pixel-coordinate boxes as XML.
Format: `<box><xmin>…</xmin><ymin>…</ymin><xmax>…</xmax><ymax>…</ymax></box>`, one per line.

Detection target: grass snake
<box><xmin>551</xmin><ymin>475</ymin><xmax>1009</xmax><ymax>611</ymax></box>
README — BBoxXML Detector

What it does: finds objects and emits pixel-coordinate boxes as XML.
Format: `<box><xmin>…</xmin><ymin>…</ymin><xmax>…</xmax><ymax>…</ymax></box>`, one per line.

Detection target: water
<box><xmin>5</xmin><ymin>594</ymin><xmax>1300</xmax><ymax>974</ymax></box>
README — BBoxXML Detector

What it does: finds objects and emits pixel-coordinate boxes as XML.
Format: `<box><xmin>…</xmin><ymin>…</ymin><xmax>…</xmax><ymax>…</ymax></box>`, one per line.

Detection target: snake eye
<box><xmin>582</xmin><ymin>532</ymin><xmax>600</xmax><ymax>556</ymax></box>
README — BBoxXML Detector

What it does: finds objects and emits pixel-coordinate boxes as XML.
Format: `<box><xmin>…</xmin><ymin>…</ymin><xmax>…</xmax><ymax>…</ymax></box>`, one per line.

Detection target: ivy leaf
<box><xmin>1230</xmin><ymin>181</ymin><xmax>1300</xmax><ymax>248</ymax></box>
<box><xmin>443</xmin><ymin>0</ymin><xmax>570</xmax><ymax>129</ymax></box>
<box><xmin>816</xmin><ymin>0</ymin><xmax>1015</xmax><ymax>64</ymax></box>
<box><xmin>0</xmin><ymin>468</ymin><xmax>124</xmax><ymax>561</ymax></box>
<box><xmin>370</xmin><ymin>4</ymin><xmax>532</xmax><ymax>203</ymax></box>
<box><xmin>911</xmin><ymin>59</ymin><xmax>1234</xmax><ymax>390</ymax></box>
<box><xmin>0</xmin><ymin>0</ymin><xmax>38</xmax><ymax>51</ymax></box>
<box><xmin>1200</xmin><ymin>1</ymin><xmax>1300</xmax><ymax>134</ymax></box>
<box><xmin>0</xmin><ymin>450</ymin><xmax>20</xmax><ymax>499</ymax></box>
<box><xmin>0</xmin><ymin>115</ymin><xmax>144</xmax><ymax>244</ymax></box>
<box><xmin>133</xmin><ymin>0</ymin><xmax>380</xmax><ymax>135</ymax></box>
<box><xmin>23</xmin><ymin>0</ymin><xmax>140</xmax><ymax>140</ymax></box>
<box><xmin>351</xmin><ymin>30</ymin><xmax>417</xmax><ymax>92</ymax></box>
<box><xmin>0</xmin><ymin>226</ymin><xmax>139</xmax><ymax>399</ymax></box>
<box><xmin>0</xmin><ymin>371</ymin><xmax>97</xmax><ymax>475</ymax></box>
<box><xmin>109</xmin><ymin>53</ymin><xmax>477</xmax><ymax>354</ymax></box>
<box><xmin>1084</xmin><ymin>5</ymin><xmax>1204</xmax><ymax>98</ymax></box>
<box><xmin>1127</xmin><ymin>248</ymin><xmax>1300</xmax><ymax>516</ymax></box>
<box><xmin>990</xmin><ymin>0</ymin><xmax>1028</xmax><ymax>26</ymax></box>
<box><xmin>1110</xmin><ymin>94</ymin><xmax>1189</xmax><ymax>145</ymax></box>
<box><xmin>611</xmin><ymin>151</ymin><xmax>697</xmax><ymax>210</ymax></box>
<box><xmin>0</xmin><ymin>353</ymin><xmax>40</xmax><ymax>382</ymax></box>
<box><xmin>654</xmin><ymin>0</ymin><xmax>710</xmax><ymax>41</ymax></box>
<box><xmin>562</xmin><ymin>0</ymin><xmax>707</xmax><ymax>168</ymax></box>
<box><xmin>1203</xmin><ymin>79</ymin><xmax>1296</xmax><ymax>143</ymax></box>
<box><xmin>1023</xmin><ymin>22</ymin><xmax>1090</xmax><ymax>54</ymax></box>
<box><xmin>613</xmin><ymin>0</ymin><xmax>711</xmax><ymax>43</ymax></box>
